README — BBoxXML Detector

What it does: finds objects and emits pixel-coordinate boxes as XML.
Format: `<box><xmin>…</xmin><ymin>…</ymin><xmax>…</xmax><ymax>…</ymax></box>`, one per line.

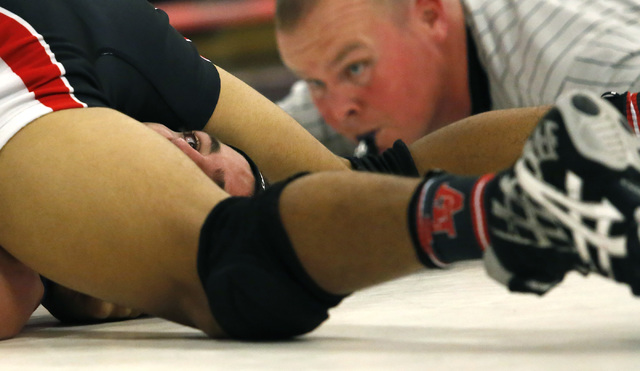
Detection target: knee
<box><xmin>197</xmin><ymin>175</ymin><xmax>347</xmax><ymax>340</ymax></box>
<box><xmin>201</xmin><ymin>259</ymin><xmax>345</xmax><ymax>340</ymax></box>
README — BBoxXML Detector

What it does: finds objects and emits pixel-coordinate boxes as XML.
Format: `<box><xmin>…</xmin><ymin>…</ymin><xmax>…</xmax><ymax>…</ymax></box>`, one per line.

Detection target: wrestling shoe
<box><xmin>482</xmin><ymin>90</ymin><xmax>640</xmax><ymax>295</ymax></box>
<box><xmin>601</xmin><ymin>91</ymin><xmax>640</xmax><ymax>135</ymax></box>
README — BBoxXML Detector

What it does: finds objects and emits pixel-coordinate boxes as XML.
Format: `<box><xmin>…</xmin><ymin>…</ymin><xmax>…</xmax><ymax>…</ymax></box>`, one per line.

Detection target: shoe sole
<box><xmin>559</xmin><ymin>91</ymin><xmax>640</xmax><ymax>173</ymax></box>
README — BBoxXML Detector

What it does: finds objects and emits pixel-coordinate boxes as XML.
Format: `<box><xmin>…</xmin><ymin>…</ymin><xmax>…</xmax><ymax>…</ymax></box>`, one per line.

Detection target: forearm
<box><xmin>410</xmin><ymin>106</ymin><xmax>551</xmax><ymax>175</ymax></box>
<box><xmin>204</xmin><ymin>67</ymin><xmax>350</xmax><ymax>182</ymax></box>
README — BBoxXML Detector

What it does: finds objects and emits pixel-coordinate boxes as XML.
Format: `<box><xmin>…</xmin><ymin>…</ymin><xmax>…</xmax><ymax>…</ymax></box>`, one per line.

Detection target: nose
<box><xmin>145</xmin><ymin>123</ymin><xmax>178</xmax><ymax>141</ymax></box>
<box><xmin>315</xmin><ymin>89</ymin><xmax>361</xmax><ymax>133</ymax></box>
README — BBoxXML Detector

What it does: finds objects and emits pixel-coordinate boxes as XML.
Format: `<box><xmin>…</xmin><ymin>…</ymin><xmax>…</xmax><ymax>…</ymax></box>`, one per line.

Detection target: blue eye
<box><xmin>348</xmin><ymin>62</ymin><xmax>364</xmax><ymax>76</ymax></box>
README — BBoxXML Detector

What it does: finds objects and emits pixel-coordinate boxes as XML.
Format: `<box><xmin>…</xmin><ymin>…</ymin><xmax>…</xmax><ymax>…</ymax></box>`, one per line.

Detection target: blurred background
<box><xmin>151</xmin><ymin>0</ymin><xmax>296</xmax><ymax>102</ymax></box>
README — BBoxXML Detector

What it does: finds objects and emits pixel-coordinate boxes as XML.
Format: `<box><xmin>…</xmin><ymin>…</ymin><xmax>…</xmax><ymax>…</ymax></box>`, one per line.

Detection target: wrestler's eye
<box><xmin>183</xmin><ymin>131</ymin><xmax>200</xmax><ymax>151</ymax></box>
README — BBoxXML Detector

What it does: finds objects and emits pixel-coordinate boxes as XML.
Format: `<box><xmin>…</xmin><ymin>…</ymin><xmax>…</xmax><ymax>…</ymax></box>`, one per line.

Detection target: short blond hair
<box><xmin>275</xmin><ymin>0</ymin><xmax>318</xmax><ymax>31</ymax></box>
<box><xmin>275</xmin><ymin>0</ymin><xmax>410</xmax><ymax>32</ymax></box>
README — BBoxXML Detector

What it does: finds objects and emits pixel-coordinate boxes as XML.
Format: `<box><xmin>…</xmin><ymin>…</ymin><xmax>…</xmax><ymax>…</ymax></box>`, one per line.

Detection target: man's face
<box><xmin>146</xmin><ymin>123</ymin><xmax>256</xmax><ymax>197</ymax></box>
<box><xmin>277</xmin><ymin>0</ymin><xmax>448</xmax><ymax>151</ymax></box>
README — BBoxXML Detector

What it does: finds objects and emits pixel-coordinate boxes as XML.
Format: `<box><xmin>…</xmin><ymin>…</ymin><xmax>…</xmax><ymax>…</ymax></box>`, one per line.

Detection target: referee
<box><xmin>275</xmin><ymin>0</ymin><xmax>640</xmax><ymax>153</ymax></box>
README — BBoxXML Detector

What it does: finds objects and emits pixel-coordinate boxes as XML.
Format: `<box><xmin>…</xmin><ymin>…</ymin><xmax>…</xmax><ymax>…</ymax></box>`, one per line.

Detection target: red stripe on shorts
<box><xmin>0</xmin><ymin>9</ymin><xmax>85</xmax><ymax>111</ymax></box>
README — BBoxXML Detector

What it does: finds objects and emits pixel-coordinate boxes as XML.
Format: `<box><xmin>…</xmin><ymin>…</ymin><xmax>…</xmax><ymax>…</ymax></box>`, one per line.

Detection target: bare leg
<box><xmin>0</xmin><ymin>108</ymin><xmax>225</xmax><ymax>335</ymax></box>
<box><xmin>0</xmin><ymin>107</ymin><xmax>431</xmax><ymax>332</ymax></box>
<box><xmin>411</xmin><ymin>106</ymin><xmax>550</xmax><ymax>175</ymax></box>
<box><xmin>0</xmin><ymin>106</ymin><xmax>528</xmax><ymax>337</ymax></box>
<box><xmin>280</xmin><ymin>172</ymin><xmax>424</xmax><ymax>295</ymax></box>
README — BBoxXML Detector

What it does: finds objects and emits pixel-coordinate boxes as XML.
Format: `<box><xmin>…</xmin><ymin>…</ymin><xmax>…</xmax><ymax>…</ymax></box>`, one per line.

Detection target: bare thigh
<box><xmin>0</xmin><ymin>108</ymin><xmax>227</xmax><ymax>336</ymax></box>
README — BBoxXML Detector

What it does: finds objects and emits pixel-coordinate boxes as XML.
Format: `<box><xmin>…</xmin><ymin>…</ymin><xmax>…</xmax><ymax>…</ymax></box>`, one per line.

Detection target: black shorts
<box><xmin>0</xmin><ymin>0</ymin><xmax>220</xmax><ymax>150</ymax></box>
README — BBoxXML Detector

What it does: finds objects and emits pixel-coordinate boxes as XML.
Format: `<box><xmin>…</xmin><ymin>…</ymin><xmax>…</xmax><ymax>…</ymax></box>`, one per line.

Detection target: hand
<box><xmin>41</xmin><ymin>280</ymin><xmax>144</xmax><ymax>324</ymax></box>
<box><xmin>0</xmin><ymin>246</ymin><xmax>44</xmax><ymax>339</ymax></box>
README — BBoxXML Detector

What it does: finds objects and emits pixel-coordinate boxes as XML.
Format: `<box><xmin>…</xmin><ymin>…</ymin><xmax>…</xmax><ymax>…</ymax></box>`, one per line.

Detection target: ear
<box><xmin>411</xmin><ymin>0</ymin><xmax>448</xmax><ymax>40</ymax></box>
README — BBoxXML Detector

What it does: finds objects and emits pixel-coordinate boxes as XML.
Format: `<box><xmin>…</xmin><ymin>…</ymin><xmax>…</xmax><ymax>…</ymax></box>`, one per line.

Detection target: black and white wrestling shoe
<box><xmin>483</xmin><ymin>90</ymin><xmax>640</xmax><ymax>296</ymax></box>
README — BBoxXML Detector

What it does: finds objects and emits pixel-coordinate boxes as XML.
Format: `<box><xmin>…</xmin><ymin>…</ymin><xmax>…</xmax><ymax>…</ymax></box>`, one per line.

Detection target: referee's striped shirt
<box><xmin>464</xmin><ymin>0</ymin><xmax>640</xmax><ymax>109</ymax></box>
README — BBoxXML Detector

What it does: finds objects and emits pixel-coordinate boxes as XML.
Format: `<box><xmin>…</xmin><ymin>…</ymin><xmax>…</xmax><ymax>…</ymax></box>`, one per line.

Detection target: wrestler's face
<box><xmin>277</xmin><ymin>0</ymin><xmax>450</xmax><ymax>151</ymax></box>
<box><xmin>146</xmin><ymin>123</ymin><xmax>256</xmax><ymax>197</ymax></box>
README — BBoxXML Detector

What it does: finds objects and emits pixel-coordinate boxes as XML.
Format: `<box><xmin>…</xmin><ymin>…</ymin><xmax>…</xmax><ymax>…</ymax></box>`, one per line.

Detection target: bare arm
<box><xmin>203</xmin><ymin>67</ymin><xmax>350</xmax><ymax>183</ymax></box>
<box><xmin>205</xmin><ymin>70</ymin><xmax>548</xmax><ymax>180</ymax></box>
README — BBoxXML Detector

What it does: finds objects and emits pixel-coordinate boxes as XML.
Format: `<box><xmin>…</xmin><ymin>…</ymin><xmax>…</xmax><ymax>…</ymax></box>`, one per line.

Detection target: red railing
<box><xmin>156</xmin><ymin>0</ymin><xmax>275</xmax><ymax>33</ymax></box>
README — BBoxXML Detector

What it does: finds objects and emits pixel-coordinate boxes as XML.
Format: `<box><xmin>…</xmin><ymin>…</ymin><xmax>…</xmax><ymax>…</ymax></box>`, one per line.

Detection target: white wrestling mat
<box><xmin>2</xmin><ymin>261</ymin><xmax>639</xmax><ymax>371</ymax></box>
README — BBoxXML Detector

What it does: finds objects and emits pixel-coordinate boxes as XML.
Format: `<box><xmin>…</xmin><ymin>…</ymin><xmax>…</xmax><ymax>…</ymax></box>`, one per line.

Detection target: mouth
<box><xmin>354</xmin><ymin>131</ymin><xmax>379</xmax><ymax>157</ymax></box>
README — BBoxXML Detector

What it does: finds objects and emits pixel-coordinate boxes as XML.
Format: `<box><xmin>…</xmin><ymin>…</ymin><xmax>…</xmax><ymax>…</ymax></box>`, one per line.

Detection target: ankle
<box><xmin>408</xmin><ymin>172</ymin><xmax>491</xmax><ymax>268</ymax></box>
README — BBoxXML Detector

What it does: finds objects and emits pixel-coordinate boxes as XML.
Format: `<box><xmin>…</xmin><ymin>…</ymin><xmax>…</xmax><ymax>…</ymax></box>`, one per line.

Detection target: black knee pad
<box><xmin>197</xmin><ymin>174</ymin><xmax>347</xmax><ymax>340</ymax></box>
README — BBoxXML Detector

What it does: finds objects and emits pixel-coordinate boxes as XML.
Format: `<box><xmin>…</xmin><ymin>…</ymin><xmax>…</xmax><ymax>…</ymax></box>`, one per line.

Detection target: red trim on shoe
<box><xmin>415</xmin><ymin>179</ymin><xmax>447</xmax><ymax>268</ymax></box>
<box><xmin>626</xmin><ymin>92</ymin><xmax>640</xmax><ymax>136</ymax></box>
<box><xmin>471</xmin><ymin>174</ymin><xmax>495</xmax><ymax>252</ymax></box>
